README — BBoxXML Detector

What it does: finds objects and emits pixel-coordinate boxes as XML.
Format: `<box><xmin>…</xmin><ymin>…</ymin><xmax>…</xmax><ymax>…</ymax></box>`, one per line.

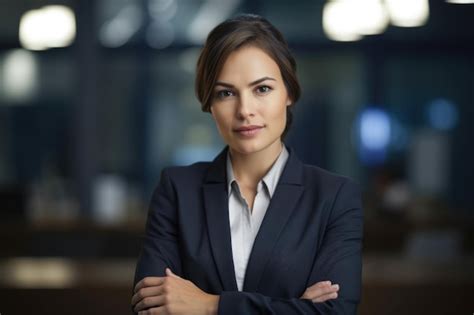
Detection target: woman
<box><xmin>132</xmin><ymin>14</ymin><xmax>363</xmax><ymax>315</ymax></box>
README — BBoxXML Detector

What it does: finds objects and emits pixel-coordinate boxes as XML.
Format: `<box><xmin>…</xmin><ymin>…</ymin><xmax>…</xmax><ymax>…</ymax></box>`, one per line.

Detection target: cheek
<box><xmin>212</xmin><ymin>110</ymin><xmax>232</xmax><ymax>131</ymax></box>
<box><xmin>265</xmin><ymin>96</ymin><xmax>288</xmax><ymax>124</ymax></box>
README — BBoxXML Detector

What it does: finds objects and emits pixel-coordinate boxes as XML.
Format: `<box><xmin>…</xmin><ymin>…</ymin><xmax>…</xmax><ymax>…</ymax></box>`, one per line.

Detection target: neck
<box><xmin>228</xmin><ymin>140</ymin><xmax>283</xmax><ymax>189</ymax></box>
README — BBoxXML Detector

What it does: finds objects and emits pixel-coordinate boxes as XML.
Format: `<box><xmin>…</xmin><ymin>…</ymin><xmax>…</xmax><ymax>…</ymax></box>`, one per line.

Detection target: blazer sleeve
<box><xmin>133</xmin><ymin>168</ymin><xmax>182</xmax><ymax>287</ymax></box>
<box><xmin>218</xmin><ymin>179</ymin><xmax>364</xmax><ymax>315</ymax></box>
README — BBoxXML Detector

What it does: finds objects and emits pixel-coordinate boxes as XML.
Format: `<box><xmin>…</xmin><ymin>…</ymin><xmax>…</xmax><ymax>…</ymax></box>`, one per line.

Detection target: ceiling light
<box><xmin>19</xmin><ymin>5</ymin><xmax>76</xmax><ymax>50</ymax></box>
<box><xmin>385</xmin><ymin>0</ymin><xmax>430</xmax><ymax>27</ymax></box>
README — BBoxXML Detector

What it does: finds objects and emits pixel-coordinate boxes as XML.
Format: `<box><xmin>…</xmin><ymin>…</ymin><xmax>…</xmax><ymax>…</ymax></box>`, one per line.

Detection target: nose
<box><xmin>236</xmin><ymin>92</ymin><xmax>255</xmax><ymax>119</ymax></box>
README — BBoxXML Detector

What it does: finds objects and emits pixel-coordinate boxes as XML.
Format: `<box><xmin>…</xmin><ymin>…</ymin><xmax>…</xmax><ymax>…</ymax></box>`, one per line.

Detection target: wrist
<box><xmin>206</xmin><ymin>294</ymin><xmax>220</xmax><ymax>315</ymax></box>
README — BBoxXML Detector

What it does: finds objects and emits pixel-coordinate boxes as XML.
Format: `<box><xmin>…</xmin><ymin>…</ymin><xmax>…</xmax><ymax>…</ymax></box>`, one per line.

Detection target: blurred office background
<box><xmin>0</xmin><ymin>0</ymin><xmax>473</xmax><ymax>314</ymax></box>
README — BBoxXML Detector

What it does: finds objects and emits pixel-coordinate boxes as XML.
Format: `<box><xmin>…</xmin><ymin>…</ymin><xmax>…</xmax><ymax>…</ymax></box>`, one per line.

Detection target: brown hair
<box><xmin>195</xmin><ymin>13</ymin><xmax>301</xmax><ymax>139</ymax></box>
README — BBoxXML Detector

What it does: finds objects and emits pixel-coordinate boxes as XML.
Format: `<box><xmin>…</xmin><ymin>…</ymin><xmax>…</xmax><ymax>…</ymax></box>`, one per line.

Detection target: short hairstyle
<box><xmin>195</xmin><ymin>13</ymin><xmax>301</xmax><ymax>139</ymax></box>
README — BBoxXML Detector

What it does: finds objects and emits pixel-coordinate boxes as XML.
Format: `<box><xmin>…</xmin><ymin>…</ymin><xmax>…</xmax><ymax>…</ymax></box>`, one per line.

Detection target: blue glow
<box><xmin>360</xmin><ymin>108</ymin><xmax>391</xmax><ymax>150</ymax></box>
<box><xmin>427</xmin><ymin>98</ymin><xmax>459</xmax><ymax>130</ymax></box>
<box><xmin>353</xmin><ymin>107</ymin><xmax>392</xmax><ymax>166</ymax></box>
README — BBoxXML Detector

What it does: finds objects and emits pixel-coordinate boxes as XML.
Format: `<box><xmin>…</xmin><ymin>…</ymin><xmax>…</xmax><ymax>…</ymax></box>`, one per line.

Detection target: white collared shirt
<box><xmin>226</xmin><ymin>145</ymin><xmax>289</xmax><ymax>291</ymax></box>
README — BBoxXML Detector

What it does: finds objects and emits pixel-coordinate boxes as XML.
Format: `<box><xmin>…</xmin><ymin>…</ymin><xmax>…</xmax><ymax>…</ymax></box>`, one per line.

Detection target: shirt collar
<box><xmin>226</xmin><ymin>144</ymin><xmax>289</xmax><ymax>198</ymax></box>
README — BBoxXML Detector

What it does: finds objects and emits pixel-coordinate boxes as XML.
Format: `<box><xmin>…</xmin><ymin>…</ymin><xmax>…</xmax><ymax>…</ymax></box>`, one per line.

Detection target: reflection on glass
<box><xmin>99</xmin><ymin>2</ymin><xmax>143</xmax><ymax>48</ymax></box>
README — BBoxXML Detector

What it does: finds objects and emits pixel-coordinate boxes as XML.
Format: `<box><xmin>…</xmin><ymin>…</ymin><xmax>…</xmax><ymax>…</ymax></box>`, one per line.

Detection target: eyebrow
<box><xmin>214</xmin><ymin>76</ymin><xmax>276</xmax><ymax>88</ymax></box>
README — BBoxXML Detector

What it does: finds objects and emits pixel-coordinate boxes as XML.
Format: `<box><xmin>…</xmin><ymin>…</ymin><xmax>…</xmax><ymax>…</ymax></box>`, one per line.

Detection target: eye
<box><xmin>215</xmin><ymin>89</ymin><xmax>235</xmax><ymax>99</ymax></box>
<box><xmin>256</xmin><ymin>85</ymin><xmax>273</xmax><ymax>94</ymax></box>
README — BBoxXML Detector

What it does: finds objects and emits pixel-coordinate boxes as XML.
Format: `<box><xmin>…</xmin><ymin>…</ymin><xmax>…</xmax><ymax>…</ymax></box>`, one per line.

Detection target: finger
<box><xmin>165</xmin><ymin>268</ymin><xmax>180</xmax><ymax>279</ymax></box>
<box><xmin>312</xmin><ymin>291</ymin><xmax>338</xmax><ymax>303</ymax></box>
<box><xmin>138</xmin><ymin>306</ymin><xmax>166</xmax><ymax>315</ymax></box>
<box><xmin>315</xmin><ymin>280</ymin><xmax>332</xmax><ymax>287</ymax></box>
<box><xmin>301</xmin><ymin>281</ymin><xmax>331</xmax><ymax>297</ymax></box>
<box><xmin>134</xmin><ymin>295</ymin><xmax>166</xmax><ymax>313</ymax></box>
<box><xmin>131</xmin><ymin>285</ymin><xmax>165</xmax><ymax>306</ymax></box>
<box><xmin>307</xmin><ymin>280</ymin><xmax>332</xmax><ymax>291</ymax></box>
<box><xmin>307</xmin><ymin>283</ymin><xmax>339</xmax><ymax>295</ymax></box>
<box><xmin>134</xmin><ymin>277</ymin><xmax>166</xmax><ymax>293</ymax></box>
<box><xmin>301</xmin><ymin>284</ymin><xmax>339</xmax><ymax>299</ymax></box>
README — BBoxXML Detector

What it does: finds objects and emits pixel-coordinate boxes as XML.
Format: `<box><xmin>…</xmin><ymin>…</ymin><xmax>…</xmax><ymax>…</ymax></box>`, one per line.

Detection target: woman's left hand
<box><xmin>132</xmin><ymin>268</ymin><xmax>219</xmax><ymax>315</ymax></box>
<box><xmin>300</xmin><ymin>280</ymin><xmax>340</xmax><ymax>303</ymax></box>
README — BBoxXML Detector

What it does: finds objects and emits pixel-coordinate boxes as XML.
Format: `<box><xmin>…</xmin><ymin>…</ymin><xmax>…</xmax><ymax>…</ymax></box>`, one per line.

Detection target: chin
<box><xmin>227</xmin><ymin>140</ymin><xmax>258</xmax><ymax>155</ymax></box>
<box><xmin>228</xmin><ymin>139</ymin><xmax>276</xmax><ymax>156</ymax></box>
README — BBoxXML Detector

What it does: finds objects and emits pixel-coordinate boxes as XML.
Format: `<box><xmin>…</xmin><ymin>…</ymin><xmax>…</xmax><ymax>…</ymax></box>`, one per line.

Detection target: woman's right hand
<box><xmin>300</xmin><ymin>281</ymin><xmax>340</xmax><ymax>303</ymax></box>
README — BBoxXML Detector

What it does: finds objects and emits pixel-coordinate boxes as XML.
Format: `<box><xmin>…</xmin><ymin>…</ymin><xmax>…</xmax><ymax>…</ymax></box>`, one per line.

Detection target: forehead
<box><xmin>217</xmin><ymin>45</ymin><xmax>282</xmax><ymax>81</ymax></box>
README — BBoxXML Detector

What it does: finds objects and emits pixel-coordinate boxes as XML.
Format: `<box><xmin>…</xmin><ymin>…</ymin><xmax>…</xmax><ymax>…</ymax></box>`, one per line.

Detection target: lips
<box><xmin>234</xmin><ymin>125</ymin><xmax>264</xmax><ymax>132</ymax></box>
<box><xmin>234</xmin><ymin>125</ymin><xmax>264</xmax><ymax>138</ymax></box>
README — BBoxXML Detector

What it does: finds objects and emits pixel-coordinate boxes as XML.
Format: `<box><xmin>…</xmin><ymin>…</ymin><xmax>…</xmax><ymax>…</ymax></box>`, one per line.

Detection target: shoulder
<box><xmin>160</xmin><ymin>161</ymin><xmax>212</xmax><ymax>183</ymax></box>
<box><xmin>302</xmin><ymin>163</ymin><xmax>359</xmax><ymax>188</ymax></box>
<box><xmin>150</xmin><ymin>162</ymin><xmax>213</xmax><ymax>199</ymax></box>
<box><xmin>285</xmin><ymin>145</ymin><xmax>360</xmax><ymax>196</ymax></box>
<box><xmin>298</xmin><ymin>164</ymin><xmax>364</xmax><ymax>228</ymax></box>
<box><xmin>301</xmin><ymin>163</ymin><xmax>361</xmax><ymax>203</ymax></box>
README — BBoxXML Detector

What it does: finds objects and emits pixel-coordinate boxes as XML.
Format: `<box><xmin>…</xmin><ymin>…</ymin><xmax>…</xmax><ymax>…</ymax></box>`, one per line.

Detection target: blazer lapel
<box><xmin>243</xmin><ymin>146</ymin><xmax>305</xmax><ymax>292</ymax></box>
<box><xmin>203</xmin><ymin>146</ymin><xmax>239</xmax><ymax>291</ymax></box>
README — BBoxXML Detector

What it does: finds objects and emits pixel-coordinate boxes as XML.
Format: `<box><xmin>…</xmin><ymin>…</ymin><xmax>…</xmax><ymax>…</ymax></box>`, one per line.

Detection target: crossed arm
<box><xmin>132</xmin><ymin>269</ymin><xmax>340</xmax><ymax>314</ymax></box>
<box><xmin>132</xmin><ymin>169</ymin><xmax>363</xmax><ymax>315</ymax></box>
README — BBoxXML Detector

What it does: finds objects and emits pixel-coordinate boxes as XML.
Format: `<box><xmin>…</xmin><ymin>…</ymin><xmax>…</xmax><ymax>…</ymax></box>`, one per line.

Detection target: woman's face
<box><xmin>209</xmin><ymin>45</ymin><xmax>291</xmax><ymax>156</ymax></box>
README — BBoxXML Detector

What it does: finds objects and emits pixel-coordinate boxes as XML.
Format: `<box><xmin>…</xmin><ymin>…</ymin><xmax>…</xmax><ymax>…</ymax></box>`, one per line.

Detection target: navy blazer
<box><xmin>134</xmin><ymin>145</ymin><xmax>364</xmax><ymax>314</ymax></box>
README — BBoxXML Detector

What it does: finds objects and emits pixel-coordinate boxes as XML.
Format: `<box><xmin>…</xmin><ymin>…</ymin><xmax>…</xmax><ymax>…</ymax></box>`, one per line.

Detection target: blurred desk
<box><xmin>0</xmin><ymin>258</ymin><xmax>136</xmax><ymax>315</ymax></box>
<box><xmin>361</xmin><ymin>255</ymin><xmax>474</xmax><ymax>315</ymax></box>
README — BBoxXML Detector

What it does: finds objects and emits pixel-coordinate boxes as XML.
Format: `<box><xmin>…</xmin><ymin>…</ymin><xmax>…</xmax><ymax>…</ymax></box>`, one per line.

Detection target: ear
<box><xmin>286</xmin><ymin>97</ymin><xmax>292</xmax><ymax>107</ymax></box>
